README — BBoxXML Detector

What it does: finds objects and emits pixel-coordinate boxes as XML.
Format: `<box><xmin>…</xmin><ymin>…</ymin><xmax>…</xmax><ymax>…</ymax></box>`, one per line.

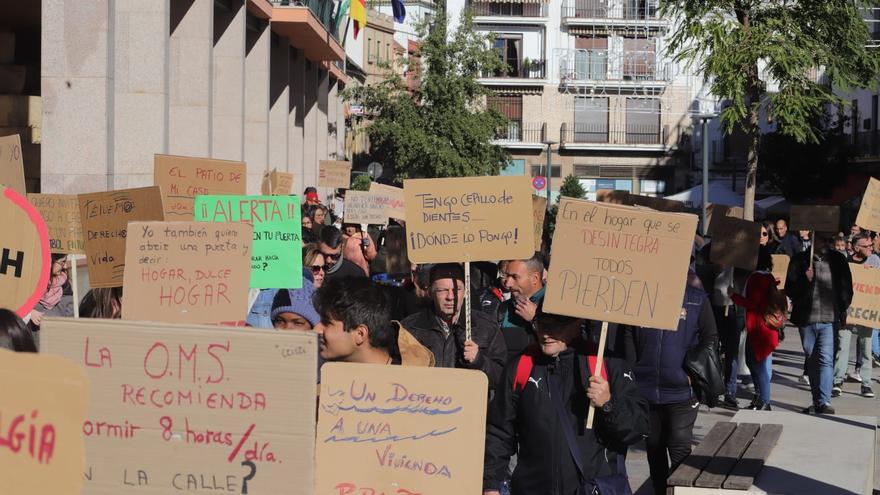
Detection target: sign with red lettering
<box><xmin>344</xmin><ymin>190</ymin><xmax>389</xmax><ymax>226</ymax></box>
<box><xmin>122</xmin><ymin>222</ymin><xmax>253</xmax><ymax>325</ymax></box>
<box><xmin>41</xmin><ymin>317</ymin><xmax>317</xmax><ymax>495</ymax></box>
<box><xmin>544</xmin><ymin>198</ymin><xmax>699</xmax><ymax>330</ymax></box>
<box><xmin>532</xmin><ymin>195</ymin><xmax>547</xmax><ymax>252</ymax></box>
<box><xmin>0</xmin><ymin>186</ymin><xmax>51</xmax><ymax>318</ymax></box>
<box><xmin>369</xmin><ymin>182</ymin><xmax>406</xmax><ymax>221</ymax></box>
<box><xmin>316</xmin><ymin>363</ymin><xmax>488</xmax><ymax>495</ymax></box>
<box><xmin>154</xmin><ymin>154</ymin><xmax>247</xmax><ymax>221</ymax></box>
<box><xmin>0</xmin><ymin>349</ymin><xmax>90</xmax><ymax>495</ymax></box>
<box><xmin>28</xmin><ymin>193</ymin><xmax>86</xmax><ymax>254</ymax></box>
<box><xmin>318</xmin><ymin>161</ymin><xmax>351</xmax><ymax>189</ymax></box>
<box><xmin>78</xmin><ymin>187</ymin><xmax>166</xmax><ymax>288</ymax></box>
<box><xmin>847</xmin><ymin>262</ymin><xmax>880</xmax><ymax>327</ymax></box>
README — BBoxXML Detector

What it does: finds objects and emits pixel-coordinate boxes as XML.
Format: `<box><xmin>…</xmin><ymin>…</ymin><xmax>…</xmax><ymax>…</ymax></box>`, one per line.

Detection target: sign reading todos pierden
<box><xmin>122</xmin><ymin>221</ymin><xmax>253</xmax><ymax>325</ymax></box>
<box><xmin>41</xmin><ymin>317</ymin><xmax>317</xmax><ymax>495</ymax></box>
<box><xmin>544</xmin><ymin>198</ymin><xmax>699</xmax><ymax>330</ymax></box>
<box><xmin>315</xmin><ymin>363</ymin><xmax>488</xmax><ymax>495</ymax></box>
<box><xmin>403</xmin><ymin>176</ymin><xmax>534</xmax><ymax>263</ymax></box>
<box><xmin>194</xmin><ymin>195</ymin><xmax>302</xmax><ymax>289</ymax></box>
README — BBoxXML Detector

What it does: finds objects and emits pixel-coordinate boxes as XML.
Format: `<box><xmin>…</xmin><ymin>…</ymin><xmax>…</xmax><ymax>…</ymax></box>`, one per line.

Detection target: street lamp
<box><xmin>542</xmin><ymin>139</ymin><xmax>557</xmax><ymax>211</ymax></box>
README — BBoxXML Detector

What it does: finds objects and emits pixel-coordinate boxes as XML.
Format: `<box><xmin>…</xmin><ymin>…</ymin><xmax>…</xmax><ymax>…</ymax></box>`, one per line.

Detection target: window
<box><xmin>626</xmin><ymin>98</ymin><xmax>661</xmax><ymax>144</ymax></box>
<box><xmin>530</xmin><ymin>165</ymin><xmax>561</xmax><ymax>178</ymax></box>
<box><xmin>573</xmin><ymin>164</ymin><xmax>600</xmax><ymax>177</ymax></box>
<box><xmin>493</xmin><ymin>35</ymin><xmax>522</xmax><ymax>77</ymax></box>
<box><xmin>574</xmin><ymin>37</ymin><xmax>607</xmax><ymax>80</ymax></box>
<box><xmin>367</xmin><ymin>37</ymin><xmax>374</xmax><ymax>64</ymax></box>
<box><xmin>623</xmin><ymin>38</ymin><xmax>656</xmax><ymax>79</ymax></box>
<box><xmin>573</xmin><ymin>97</ymin><xmax>608</xmax><ymax>143</ymax></box>
<box><xmin>640</xmin><ymin>180</ymin><xmax>666</xmax><ymax>195</ymax></box>
<box><xmin>488</xmin><ymin>95</ymin><xmax>523</xmax><ymax>140</ymax></box>
<box><xmin>489</xmin><ymin>2</ymin><xmax>524</xmax><ymax>15</ymax></box>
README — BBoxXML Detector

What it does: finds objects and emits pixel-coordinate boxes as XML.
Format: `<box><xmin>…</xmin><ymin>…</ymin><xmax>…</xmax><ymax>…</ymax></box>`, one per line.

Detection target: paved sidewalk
<box><xmin>625</xmin><ymin>330</ymin><xmax>880</xmax><ymax>495</ymax></box>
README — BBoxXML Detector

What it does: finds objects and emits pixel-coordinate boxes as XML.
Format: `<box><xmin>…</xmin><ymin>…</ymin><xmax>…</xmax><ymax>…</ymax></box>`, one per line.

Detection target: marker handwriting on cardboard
<box><xmin>0</xmin><ymin>410</ymin><xmax>57</xmax><ymax>465</ymax></box>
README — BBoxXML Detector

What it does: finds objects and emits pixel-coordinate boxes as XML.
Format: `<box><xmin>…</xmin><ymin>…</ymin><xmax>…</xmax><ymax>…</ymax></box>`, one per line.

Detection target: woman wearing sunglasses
<box><xmin>302</xmin><ymin>244</ymin><xmax>327</xmax><ymax>289</ymax></box>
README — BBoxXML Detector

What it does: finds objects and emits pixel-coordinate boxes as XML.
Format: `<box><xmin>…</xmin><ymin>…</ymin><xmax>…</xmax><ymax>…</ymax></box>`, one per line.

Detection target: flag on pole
<box><xmin>351</xmin><ymin>0</ymin><xmax>367</xmax><ymax>39</ymax></box>
<box><xmin>334</xmin><ymin>0</ymin><xmax>351</xmax><ymax>36</ymax></box>
<box><xmin>392</xmin><ymin>0</ymin><xmax>406</xmax><ymax>23</ymax></box>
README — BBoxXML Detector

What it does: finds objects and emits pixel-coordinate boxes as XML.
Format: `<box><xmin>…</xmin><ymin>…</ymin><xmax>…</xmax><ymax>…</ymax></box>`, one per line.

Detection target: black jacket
<box><xmin>785</xmin><ymin>249</ymin><xmax>853</xmax><ymax>328</ymax></box>
<box><xmin>401</xmin><ymin>307</ymin><xmax>508</xmax><ymax>390</ymax></box>
<box><xmin>324</xmin><ymin>258</ymin><xmax>367</xmax><ymax>281</ymax></box>
<box><xmin>483</xmin><ymin>341</ymin><xmax>649</xmax><ymax>495</ymax></box>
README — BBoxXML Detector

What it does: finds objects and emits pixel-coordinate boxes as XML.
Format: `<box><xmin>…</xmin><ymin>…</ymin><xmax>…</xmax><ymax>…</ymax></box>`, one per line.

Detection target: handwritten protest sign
<box><xmin>403</xmin><ymin>176</ymin><xmax>534</xmax><ymax>263</ymax></box>
<box><xmin>771</xmin><ymin>254</ymin><xmax>790</xmax><ymax>287</ymax></box>
<box><xmin>706</xmin><ymin>203</ymin><xmax>744</xmax><ymax>236</ymax></box>
<box><xmin>0</xmin><ymin>133</ymin><xmax>26</xmax><ymax>195</ymax></box>
<box><xmin>384</xmin><ymin>225</ymin><xmax>410</xmax><ymax>275</ymax></box>
<box><xmin>316</xmin><ymin>363</ymin><xmax>487</xmax><ymax>495</ymax></box>
<box><xmin>847</xmin><ymin>263</ymin><xmax>880</xmax><ymax>327</ymax></box>
<box><xmin>369</xmin><ymin>182</ymin><xmax>406</xmax><ymax>221</ymax></box>
<box><xmin>154</xmin><ymin>154</ymin><xmax>246</xmax><ymax>220</ymax></box>
<box><xmin>545</xmin><ymin>198</ymin><xmax>698</xmax><ymax>330</ymax></box>
<box><xmin>344</xmin><ymin>190</ymin><xmax>388</xmax><ymax>226</ymax></box>
<box><xmin>260</xmin><ymin>169</ymin><xmax>294</xmax><ymax>196</ymax></box>
<box><xmin>28</xmin><ymin>193</ymin><xmax>85</xmax><ymax>254</ymax></box>
<box><xmin>0</xmin><ymin>349</ymin><xmax>90</xmax><ymax>495</ymax></box>
<box><xmin>628</xmin><ymin>193</ymin><xmax>685</xmax><ymax>212</ymax></box>
<box><xmin>122</xmin><ymin>222</ymin><xmax>253</xmax><ymax>325</ymax></box>
<box><xmin>194</xmin><ymin>195</ymin><xmax>301</xmax><ymax>289</ymax></box>
<box><xmin>790</xmin><ymin>205</ymin><xmax>840</xmax><ymax>232</ymax></box>
<box><xmin>856</xmin><ymin>177</ymin><xmax>880</xmax><ymax>232</ymax></box>
<box><xmin>78</xmin><ymin>187</ymin><xmax>165</xmax><ymax>288</ymax></box>
<box><xmin>41</xmin><ymin>317</ymin><xmax>317</xmax><ymax>495</ymax></box>
<box><xmin>318</xmin><ymin>160</ymin><xmax>351</xmax><ymax>189</ymax></box>
<box><xmin>532</xmin><ymin>195</ymin><xmax>547</xmax><ymax>252</ymax></box>
<box><xmin>0</xmin><ymin>186</ymin><xmax>50</xmax><ymax>318</ymax></box>
<box><xmin>710</xmin><ymin>217</ymin><xmax>760</xmax><ymax>270</ymax></box>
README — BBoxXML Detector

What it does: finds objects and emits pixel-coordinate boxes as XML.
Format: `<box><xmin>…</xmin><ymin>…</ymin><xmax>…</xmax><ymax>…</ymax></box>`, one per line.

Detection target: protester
<box><xmin>798</xmin><ymin>229</ymin><xmax>813</xmax><ymax>254</ymax></box>
<box><xmin>0</xmin><ymin>309</ymin><xmax>37</xmax><ymax>352</ymax></box>
<box><xmin>341</xmin><ymin>223</ymin><xmax>377</xmax><ymax>276</ymax></box>
<box><xmin>303</xmin><ymin>187</ymin><xmax>321</xmax><ymax>207</ymax></box>
<box><xmin>301</xmin><ymin>215</ymin><xmax>317</xmax><ymax>244</ymax></box>
<box><xmin>785</xmin><ymin>235</ymin><xmax>853</xmax><ymax>414</ymax></box>
<box><xmin>774</xmin><ymin>218</ymin><xmax>802</xmax><ymax>256</ymax></box>
<box><xmin>79</xmin><ymin>288</ymin><xmax>122</xmax><ymax>319</ymax></box>
<box><xmin>319</xmin><ymin>226</ymin><xmax>369</xmax><ymax>281</ymax></box>
<box><xmin>313</xmin><ymin>277</ymin><xmax>433</xmax><ymax>366</ymax></box>
<box><xmin>483</xmin><ymin>311</ymin><xmax>649</xmax><ymax>495</ymax></box>
<box><xmin>500</xmin><ymin>253</ymin><xmax>546</xmax><ymax>362</ymax></box>
<box><xmin>270</xmin><ymin>282</ymin><xmax>320</xmax><ymax>331</ymax></box>
<box><xmin>624</xmin><ymin>284</ymin><xmax>718</xmax><ymax>495</ymax></box>
<box><xmin>761</xmin><ymin>221</ymin><xmax>779</xmax><ymax>253</ymax></box>
<box><xmin>302</xmin><ymin>244</ymin><xmax>327</xmax><ymax>289</ymax></box>
<box><xmin>833</xmin><ymin>235</ymin><xmax>848</xmax><ymax>255</ymax></box>
<box><xmin>401</xmin><ymin>263</ymin><xmax>507</xmax><ymax>390</ymax></box>
<box><xmin>833</xmin><ymin>233</ymin><xmax>877</xmax><ymax>398</ymax></box>
<box><xmin>29</xmin><ymin>254</ymin><xmax>74</xmax><ymax>347</ymax></box>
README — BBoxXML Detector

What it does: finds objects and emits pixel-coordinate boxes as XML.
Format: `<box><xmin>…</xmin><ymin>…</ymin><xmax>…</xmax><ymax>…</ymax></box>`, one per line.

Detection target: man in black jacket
<box><xmin>483</xmin><ymin>312</ymin><xmax>649</xmax><ymax>495</ymax></box>
<box><xmin>319</xmin><ymin>226</ymin><xmax>368</xmax><ymax>281</ymax></box>
<box><xmin>402</xmin><ymin>263</ymin><xmax>507</xmax><ymax>390</ymax></box>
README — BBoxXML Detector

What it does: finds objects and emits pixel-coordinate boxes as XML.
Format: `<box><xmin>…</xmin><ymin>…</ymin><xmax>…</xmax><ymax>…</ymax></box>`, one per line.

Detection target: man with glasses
<box><xmin>318</xmin><ymin>226</ymin><xmax>368</xmax><ymax>282</ymax></box>
<box><xmin>833</xmin><ymin>233</ymin><xmax>877</xmax><ymax>398</ymax></box>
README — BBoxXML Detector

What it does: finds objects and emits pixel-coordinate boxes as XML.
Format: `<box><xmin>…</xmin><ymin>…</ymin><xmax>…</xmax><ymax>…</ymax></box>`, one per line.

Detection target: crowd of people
<box><xmin>2</xmin><ymin>186</ymin><xmax>878</xmax><ymax>495</ymax></box>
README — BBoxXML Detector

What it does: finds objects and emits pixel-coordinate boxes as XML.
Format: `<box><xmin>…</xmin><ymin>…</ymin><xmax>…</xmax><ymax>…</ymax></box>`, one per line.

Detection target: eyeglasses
<box><xmin>857</xmin><ymin>244</ymin><xmax>873</xmax><ymax>249</ymax></box>
<box><xmin>322</xmin><ymin>252</ymin><xmax>340</xmax><ymax>261</ymax></box>
<box><xmin>761</xmin><ymin>232</ymin><xmax>769</xmax><ymax>237</ymax></box>
<box><xmin>309</xmin><ymin>265</ymin><xmax>325</xmax><ymax>274</ymax></box>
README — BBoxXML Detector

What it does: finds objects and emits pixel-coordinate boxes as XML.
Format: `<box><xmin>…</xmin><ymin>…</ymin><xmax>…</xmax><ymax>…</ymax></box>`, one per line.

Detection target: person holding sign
<box><xmin>319</xmin><ymin>227</ymin><xmax>369</xmax><ymax>281</ymax></box>
<box><xmin>483</xmin><ymin>312</ymin><xmax>648</xmax><ymax>495</ymax></box>
<box><xmin>401</xmin><ymin>263</ymin><xmax>508</xmax><ymax>390</ymax></box>
<box><xmin>500</xmin><ymin>254</ymin><xmax>546</xmax><ymax>362</ymax></box>
<box><xmin>785</xmin><ymin>235</ymin><xmax>853</xmax><ymax>415</ymax></box>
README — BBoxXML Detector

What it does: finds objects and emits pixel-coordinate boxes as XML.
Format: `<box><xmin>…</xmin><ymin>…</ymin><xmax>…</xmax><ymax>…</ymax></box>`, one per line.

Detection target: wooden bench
<box><xmin>668</xmin><ymin>422</ymin><xmax>783</xmax><ymax>492</ymax></box>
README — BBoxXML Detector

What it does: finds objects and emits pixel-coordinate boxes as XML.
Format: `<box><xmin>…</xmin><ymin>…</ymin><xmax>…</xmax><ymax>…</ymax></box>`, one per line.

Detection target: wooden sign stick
<box><xmin>809</xmin><ymin>232</ymin><xmax>815</xmax><ymax>270</ymax></box>
<box><xmin>586</xmin><ymin>320</ymin><xmax>609</xmax><ymax>430</ymax></box>
<box><xmin>69</xmin><ymin>254</ymin><xmax>79</xmax><ymax>318</ymax></box>
<box><xmin>464</xmin><ymin>261</ymin><xmax>472</xmax><ymax>342</ymax></box>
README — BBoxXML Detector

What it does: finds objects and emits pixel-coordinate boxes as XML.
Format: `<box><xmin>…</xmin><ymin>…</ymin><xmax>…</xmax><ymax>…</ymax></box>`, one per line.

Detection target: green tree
<box><xmin>344</xmin><ymin>9</ymin><xmax>509</xmax><ymax>180</ymax></box>
<box><xmin>350</xmin><ymin>174</ymin><xmax>372</xmax><ymax>191</ymax></box>
<box><xmin>664</xmin><ymin>0</ymin><xmax>880</xmax><ymax>219</ymax></box>
<box><xmin>557</xmin><ymin>173</ymin><xmax>587</xmax><ymax>201</ymax></box>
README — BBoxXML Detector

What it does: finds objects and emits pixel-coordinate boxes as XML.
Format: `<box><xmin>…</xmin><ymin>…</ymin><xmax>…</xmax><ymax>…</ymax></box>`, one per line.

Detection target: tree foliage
<box><xmin>663</xmin><ymin>0</ymin><xmax>880</xmax><ymax>218</ymax></box>
<box><xmin>558</xmin><ymin>174</ymin><xmax>587</xmax><ymax>201</ymax></box>
<box><xmin>350</xmin><ymin>174</ymin><xmax>372</xmax><ymax>191</ymax></box>
<box><xmin>343</xmin><ymin>10</ymin><xmax>509</xmax><ymax>181</ymax></box>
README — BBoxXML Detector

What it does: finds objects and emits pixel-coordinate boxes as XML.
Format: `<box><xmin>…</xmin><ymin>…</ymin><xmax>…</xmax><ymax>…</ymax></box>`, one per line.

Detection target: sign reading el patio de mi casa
<box><xmin>403</xmin><ymin>176</ymin><xmax>534</xmax><ymax>263</ymax></box>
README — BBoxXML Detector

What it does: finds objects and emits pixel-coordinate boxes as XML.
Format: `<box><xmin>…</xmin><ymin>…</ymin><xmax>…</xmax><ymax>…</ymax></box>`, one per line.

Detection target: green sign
<box><xmin>194</xmin><ymin>195</ymin><xmax>302</xmax><ymax>289</ymax></box>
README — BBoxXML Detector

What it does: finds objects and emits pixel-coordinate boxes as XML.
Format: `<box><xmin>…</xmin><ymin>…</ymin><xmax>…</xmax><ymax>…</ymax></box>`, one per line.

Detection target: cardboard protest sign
<box><xmin>384</xmin><ymin>225</ymin><xmax>410</xmax><ymax>275</ymax></box>
<box><xmin>706</xmin><ymin>203</ymin><xmax>744</xmax><ymax>236</ymax></box>
<box><xmin>154</xmin><ymin>154</ymin><xmax>246</xmax><ymax>220</ymax></box>
<box><xmin>403</xmin><ymin>176</ymin><xmax>535</xmax><ymax>263</ymax></box>
<box><xmin>194</xmin><ymin>195</ymin><xmax>302</xmax><ymax>289</ymax></box>
<box><xmin>771</xmin><ymin>254</ymin><xmax>790</xmax><ymax>287</ymax></box>
<box><xmin>532</xmin><ymin>195</ymin><xmax>547</xmax><ymax>252</ymax></box>
<box><xmin>0</xmin><ymin>349</ymin><xmax>90</xmax><ymax>495</ymax></box>
<box><xmin>789</xmin><ymin>205</ymin><xmax>840</xmax><ymax>232</ymax></box>
<box><xmin>318</xmin><ymin>160</ymin><xmax>351</xmax><ymax>189</ymax></box>
<box><xmin>0</xmin><ymin>133</ymin><xmax>26</xmax><ymax>195</ymax></box>
<box><xmin>41</xmin><ymin>317</ymin><xmax>317</xmax><ymax>495</ymax></box>
<box><xmin>855</xmin><ymin>177</ymin><xmax>880</xmax><ymax>232</ymax></box>
<box><xmin>0</xmin><ymin>186</ymin><xmax>51</xmax><ymax>318</ymax></box>
<box><xmin>596</xmin><ymin>189</ymin><xmax>630</xmax><ymax>205</ymax></box>
<box><xmin>122</xmin><ymin>222</ymin><xmax>253</xmax><ymax>325</ymax></box>
<box><xmin>260</xmin><ymin>169</ymin><xmax>294</xmax><ymax>196</ymax></box>
<box><xmin>709</xmin><ymin>217</ymin><xmax>761</xmax><ymax>270</ymax></box>
<box><xmin>78</xmin><ymin>187</ymin><xmax>165</xmax><ymax>288</ymax></box>
<box><xmin>369</xmin><ymin>182</ymin><xmax>406</xmax><ymax>220</ymax></box>
<box><xmin>344</xmin><ymin>190</ymin><xmax>388</xmax><ymax>225</ymax></box>
<box><xmin>628</xmin><ymin>193</ymin><xmax>685</xmax><ymax>212</ymax></box>
<box><xmin>28</xmin><ymin>193</ymin><xmax>85</xmax><ymax>254</ymax></box>
<box><xmin>846</xmin><ymin>263</ymin><xmax>880</xmax><ymax>327</ymax></box>
<box><xmin>316</xmin><ymin>363</ymin><xmax>487</xmax><ymax>495</ymax></box>
<box><xmin>545</xmin><ymin>198</ymin><xmax>698</xmax><ymax>330</ymax></box>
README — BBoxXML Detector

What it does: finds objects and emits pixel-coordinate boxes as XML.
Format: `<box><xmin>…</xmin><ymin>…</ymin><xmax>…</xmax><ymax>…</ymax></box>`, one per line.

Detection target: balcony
<box><xmin>493</xmin><ymin>122</ymin><xmax>547</xmax><ymax>148</ymax></box>
<box><xmin>470</xmin><ymin>1</ymin><xmax>548</xmax><ymax>21</ymax></box>
<box><xmin>561</xmin><ymin>123</ymin><xmax>668</xmax><ymax>150</ymax></box>
<box><xmin>481</xmin><ymin>59</ymin><xmax>547</xmax><ymax>81</ymax></box>
<box><xmin>557</xmin><ymin>49</ymin><xmax>670</xmax><ymax>88</ymax></box>
<box><xmin>270</xmin><ymin>0</ymin><xmax>344</xmax><ymax>62</ymax></box>
<box><xmin>561</xmin><ymin>0</ymin><xmax>668</xmax><ymax>29</ymax></box>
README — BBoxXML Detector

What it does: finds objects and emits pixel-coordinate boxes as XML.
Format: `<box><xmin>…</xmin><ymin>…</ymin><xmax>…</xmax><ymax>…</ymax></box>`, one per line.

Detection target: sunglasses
<box><xmin>322</xmin><ymin>252</ymin><xmax>340</xmax><ymax>261</ymax></box>
<box><xmin>310</xmin><ymin>265</ymin><xmax>325</xmax><ymax>274</ymax></box>
<box><xmin>761</xmin><ymin>231</ymin><xmax>769</xmax><ymax>237</ymax></box>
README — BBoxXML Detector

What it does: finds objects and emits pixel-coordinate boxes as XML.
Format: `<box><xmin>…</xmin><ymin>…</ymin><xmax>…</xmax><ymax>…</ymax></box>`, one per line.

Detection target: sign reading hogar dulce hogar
<box><xmin>403</xmin><ymin>176</ymin><xmax>534</xmax><ymax>263</ymax></box>
<box><xmin>544</xmin><ymin>198</ymin><xmax>698</xmax><ymax>331</ymax></box>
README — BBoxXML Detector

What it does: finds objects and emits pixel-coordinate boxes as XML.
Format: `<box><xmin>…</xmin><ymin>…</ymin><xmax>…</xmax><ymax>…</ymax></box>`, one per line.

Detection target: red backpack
<box><xmin>512</xmin><ymin>346</ymin><xmax>608</xmax><ymax>391</ymax></box>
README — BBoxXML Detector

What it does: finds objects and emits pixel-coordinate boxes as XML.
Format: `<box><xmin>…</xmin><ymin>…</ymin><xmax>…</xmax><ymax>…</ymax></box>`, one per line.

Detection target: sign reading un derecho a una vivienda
<box><xmin>403</xmin><ymin>176</ymin><xmax>535</xmax><ymax>263</ymax></box>
<box><xmin>41</xmin><ymin>317</ymin><xmax>318</xmax><ymax>495</ymax></box>
<box><xmin>544</xmin><ymin>198</ymin><xmax>698</xmax><ymax>331</ymax></box>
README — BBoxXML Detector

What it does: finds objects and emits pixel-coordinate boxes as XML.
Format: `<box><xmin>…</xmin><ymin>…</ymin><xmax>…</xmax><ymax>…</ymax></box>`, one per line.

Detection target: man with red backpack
<box><xmin>483</xmin><ymin>312</ymin><xmax>649</xmax><ymax>495</ymax></box>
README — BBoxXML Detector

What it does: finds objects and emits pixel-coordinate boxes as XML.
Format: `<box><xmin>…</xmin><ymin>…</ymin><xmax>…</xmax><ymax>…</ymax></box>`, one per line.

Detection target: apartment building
<box><xmin>448</xmin><ymin>0</ymin><xmax>703</xmax><ymax>200</ymax></box>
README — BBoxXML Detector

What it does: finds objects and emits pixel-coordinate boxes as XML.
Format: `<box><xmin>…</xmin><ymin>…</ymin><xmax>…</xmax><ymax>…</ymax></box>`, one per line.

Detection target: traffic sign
<box><xmin>532</xmin><ymin>176</ymin><xmax>547</xmax><ymax>190</ymax></box>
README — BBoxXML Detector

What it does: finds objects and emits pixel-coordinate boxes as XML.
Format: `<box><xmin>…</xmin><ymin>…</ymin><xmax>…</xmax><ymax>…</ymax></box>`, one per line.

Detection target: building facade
<box><xmin>40</xmin><ymin>0</ymin><xmax>347</xmax><ymax>196</ymax></box>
